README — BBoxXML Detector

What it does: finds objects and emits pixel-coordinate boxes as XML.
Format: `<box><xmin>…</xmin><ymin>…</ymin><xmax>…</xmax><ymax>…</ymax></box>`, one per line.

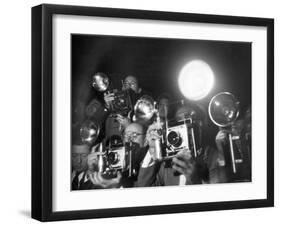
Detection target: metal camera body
<box><xmin>96</xmin><ymin>148</ymin><xmax>127</xmax><ymax>178</ymax></box>
<box><xmin>151</xmin><ymin>101</ymin><xmax>200</xmax><ymax>162</ymax></box>
<box><xmin>97</xmin><ymin>137</ymin><xmax>138</xmax><ymax>178</ymax></box>
<box><xmin>105</xmin><ymin>136</ymin><xmax>127</xmax><ymax>176</ymax></box>
<box><xmin>164</xmin><ymin>117</ymin><xmax>198</xmax><ymax>159</ymax></box>
<box><xmin>108</xmin><ymin>89</ymin><xmax>133</xmax><ymax>116</ymax></box>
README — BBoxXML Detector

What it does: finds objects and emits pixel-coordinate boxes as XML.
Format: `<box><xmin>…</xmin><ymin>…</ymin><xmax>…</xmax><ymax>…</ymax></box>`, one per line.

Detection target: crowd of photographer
<box><xmin>71</xmin><ymin>73</ymin><xmax>252</xmax><ymax>190</ymax></box>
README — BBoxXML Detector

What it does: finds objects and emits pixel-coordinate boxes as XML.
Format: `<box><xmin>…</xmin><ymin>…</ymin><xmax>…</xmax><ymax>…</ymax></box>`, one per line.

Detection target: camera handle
<box><xmin>127</xmin><ymin>141</ymin><xmax>137</xmax><ymax>177</ymax></box>
<box><xmin>228</xmin><ymin>133</ymin><xmax>237</xmax><ymax>173</ymax></box>
<box><xmin>97</xmin><ymin>143</ymin><xmax>105</xmax><ymax>173</ymax></box>
<box><xmin>128</xmin><ymin>141</ymin><xmax>132</xmax><ymax>177</ymax></box>
<box><xmin>190</xmin><ymin>126</ymin><xmax>197</xmax><ymax>158</ymax></box>
<box><xmin>153</xmin><ymin>103</ymin><xmax>165</xmax><ymax>161</ymax></box>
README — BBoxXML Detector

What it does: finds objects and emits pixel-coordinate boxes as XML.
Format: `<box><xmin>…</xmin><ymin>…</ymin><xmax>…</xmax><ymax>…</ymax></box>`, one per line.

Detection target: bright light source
<box><xmin>178</xmin><ymin>60</ymin><xmax>214</xmax><ymax>101</ymax></box>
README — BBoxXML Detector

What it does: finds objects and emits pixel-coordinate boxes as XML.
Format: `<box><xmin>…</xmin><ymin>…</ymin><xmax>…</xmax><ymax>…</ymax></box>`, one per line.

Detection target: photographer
<box><xmin>123</xmin><ymin>75</ymin><xmax>142</xmax><ymax>93</ymax></box>
<box><xmin>136</xmin><ymin>121</ymin><xmax>200</xmax><ymax>186</ymax></box>
<box><xmin>157</xmin><ymin>93</ymin><xmax>171</xmax><ymax>120</ymax></box>
<box><xmin>136</xmin><ymin>104</ymin><xmax>227</xmax><ymax>187</ymax></box>
<box><xmin>71</xmin><ymin>119</ymin><xmax>106</xmax><ymax>190</ymax></box>
<box><xmin>103</xmin><ymin>75</ymin><xmax>147</xmax><ymax>130</ymax></box>
<box><xmin>104</xmin><ymin>75</ymin><xmax>144</xmax><ymax>109</ymax></box>
<box><xmin>71</xmin><ymin>142</ymin><xmax>95</xmax><ymax>190</ymax></box>
<box><xmin>87</xmin><ymin>122</ymin><xmax>147</xmax><ymax>188</ymax></box>
<box><xmin>85</xmin><ymin>98</ymin><xmax>109</xmax><ymax>122</ymax></box>
<box><xmin>215</xmin><ymin>110</ymin><xmax>252</xmax><ymax>182</ymax></box>
<box><xmin>175</xmin><ymin>104</ymin><xmax>228</xmax><ymax>184</ymax></box>
<box><xmin>136</xmin><ymin>103</ymin><xmax>200</xmax><ymax>186</ymax></box>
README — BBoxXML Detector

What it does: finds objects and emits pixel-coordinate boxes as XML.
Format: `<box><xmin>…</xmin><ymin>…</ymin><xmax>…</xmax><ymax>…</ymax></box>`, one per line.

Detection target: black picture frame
<box><xmin>31</xmin><ymin>4</ymin><xmax>274</xmax><ymax>222</ymax></box>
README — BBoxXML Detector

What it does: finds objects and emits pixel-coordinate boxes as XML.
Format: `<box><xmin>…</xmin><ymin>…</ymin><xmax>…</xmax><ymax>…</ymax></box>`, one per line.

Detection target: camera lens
<box><xmin>108</xmin><ymin>152</ymin><xmax>119</xmax><ymax>164</ymax></box>
<box><xmin>167</xmin><ymin>131</ymin><xmax>182</xmax><ymax>147</ymax></box>
<box><xmin>115</xmin><ymin>96</ymin><xmax>125</xmax><ymax>108</ymax></box>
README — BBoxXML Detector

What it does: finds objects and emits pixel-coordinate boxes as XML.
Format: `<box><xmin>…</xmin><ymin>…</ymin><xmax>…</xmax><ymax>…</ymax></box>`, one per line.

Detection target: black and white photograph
<box><xmin>30</xmin><ymin>3</ymin><xmax>274</xmax><ymax>222</ymax></box>
<box><xmin>0</xmin><ymin>0</ymin><xmax>278</xmax><ymax>224</ymax></box>
<box><xmin>71</xmin><ymin>34</ymin><xmax>252</xmax><ymax>190</ymax></box>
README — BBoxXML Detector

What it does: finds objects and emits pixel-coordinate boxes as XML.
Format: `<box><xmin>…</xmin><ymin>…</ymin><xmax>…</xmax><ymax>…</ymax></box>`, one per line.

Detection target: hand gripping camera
<box><xmin>209</xmin><ymin>92</ymin><xmax>251</xmax><ymax>180</ymax></box>
<box><xmin>107</xmin><ymin>89</ymin><xmax>133</xmax><ymax>116</ymax></box>
<box><xmin>153</xmin><ymin>102</ymin><xmax>201</xmax><ymax>161</ymax></box>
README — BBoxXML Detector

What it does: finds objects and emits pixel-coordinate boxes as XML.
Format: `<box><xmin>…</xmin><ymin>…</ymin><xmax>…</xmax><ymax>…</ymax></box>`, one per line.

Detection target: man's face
<box><xmin>244</xmin><ymin>108</ymin><xmax>251</xmax><ymax>134</ymax></box>
<box><xmin>231</xmin><ymin>119</ymin><xmax>245</xmax><ymax>135</ymax></box>
<box><xmin>72</xmin><ymin>144</ymin><xmax>90</xmax><ymax>172</ymax></box>
<box><xmin>124</xmin><ymin>123</ymin><xmax>144</xmax><ymax>147</ymax></box>
<box><xmin>123</xmin><ymin>76</ymin><xmax>139</xmax><ymax>93</ymax></box>
<box><xmin>85</xmin><ymin>99</ymin><xmax>103</xmax><ymax>118</ymax></box>
<box><xmin>175</xmin><ymin>105</ymin><xmax>195</xmax><ymax>121</ymax></box>
<box><xmin>158</xmin><ymin>98</ymin><xmax>169</xmax><ymax>118</ymax></box>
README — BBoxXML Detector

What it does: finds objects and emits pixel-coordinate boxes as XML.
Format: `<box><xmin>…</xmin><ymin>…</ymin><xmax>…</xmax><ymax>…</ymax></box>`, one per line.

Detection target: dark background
<box><xmin>71</xmin><ymin>34</ymin><xmax>251</xmax><ymax>144</ymax></box>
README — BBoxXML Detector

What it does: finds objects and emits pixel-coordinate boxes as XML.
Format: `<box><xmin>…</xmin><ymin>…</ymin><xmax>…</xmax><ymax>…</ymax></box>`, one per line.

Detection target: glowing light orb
<box><xmin>178</xmin><ymin>60</ymin><xmax>214</xmax><ymax>101</ymax></box>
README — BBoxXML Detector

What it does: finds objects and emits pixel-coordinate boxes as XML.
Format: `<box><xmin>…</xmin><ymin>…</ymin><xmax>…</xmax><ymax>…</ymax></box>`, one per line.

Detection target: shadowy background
<box><xmin>71</xmin><ymin>34</ymin><xmax>251</xmax><ymax>145</ymax></box>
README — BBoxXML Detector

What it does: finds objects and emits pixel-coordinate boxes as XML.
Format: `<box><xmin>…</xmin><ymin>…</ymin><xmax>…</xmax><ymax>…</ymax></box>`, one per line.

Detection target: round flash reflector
<box><xmin>178</xmin><ymin>60</ymin><xmax>214</xmax><ymax>101</ymax></box>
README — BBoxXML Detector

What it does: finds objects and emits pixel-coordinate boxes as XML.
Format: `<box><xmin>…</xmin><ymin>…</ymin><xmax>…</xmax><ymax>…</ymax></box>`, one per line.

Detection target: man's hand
<box><xmin>215</xmin><ymin>131</ymin><xmax>227</xmax><ymax>167</ymax></box>
<box><xmin>87</xmin><ymin>143</ymin><xmax>122</xmax><ymax>188</ymax></box>
<box><xmin>145</xmin><ymin>122</ymin><xmax>162</xmax><ymax>147</ymax></box>
<box><xmin>88</xmin><ymin>171</ymin><xmax>122</xmax><ymax>188</ymax></box>
<box><xmin>215</xmin><ymin>130</ymin><xmax>229</xmax><ymax>144</ymax></box>
<box><xmin>172</xmin><ymin>150</ymin><xmax>195</xmax><ymax>181</ymax></box>
<box><xmin>87</xmin><ymin>143</ymin><xmax>103</xmax><ymax>171</ymax></box>
<box><xmin>87</xmin><ymin>151</ymin><xmax>99</xmax><ymax>172</ymax></box>
<box><xmin>115</xmin><ymin>114</ymin><xmax>130</xmax><ymax>129</ymax></box>
<box><xmin>104</xmin><ymin>92</ymin><xmax>115</xmax><ymax>109</ymax></box>
<box><xmin>145</xmin><ymin>122</ymin><xmax>162</xmax><ymax>160</ymax></box>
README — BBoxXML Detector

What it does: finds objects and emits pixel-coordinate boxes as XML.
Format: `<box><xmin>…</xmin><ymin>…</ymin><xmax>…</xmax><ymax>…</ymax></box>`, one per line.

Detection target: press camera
<box><xmin>96</xmin><ymin>136</ymin><xmax>138</xmax><ymax>178</ymax></box>
<box><xmin>162</xmin><ymin>117</ymin><xmax>199</xmax><ymax>159</ymax></box>
<box><xmin>152</xmin><ymin>101</ymin><xmax>201</xmax><ymax>161</ymax></box>
<box><xmin>107</xmin><ymin>89</ymin><xmax>132</xmax><ymax>116</ymax></box>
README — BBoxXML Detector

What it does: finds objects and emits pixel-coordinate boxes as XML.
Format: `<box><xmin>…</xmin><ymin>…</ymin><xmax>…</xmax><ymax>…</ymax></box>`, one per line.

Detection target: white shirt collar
<box><xmin>72</xmin><ymin>170</ymin><xmax>89</xmax><ymax>183</ymax></box>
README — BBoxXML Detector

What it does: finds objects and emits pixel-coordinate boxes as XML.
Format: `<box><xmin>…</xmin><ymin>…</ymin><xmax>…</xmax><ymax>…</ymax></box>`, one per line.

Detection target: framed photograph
<box><xmin>32</xmin><ymin>4</ymin><xmax>274</xmax><ymax>221</ymax></box>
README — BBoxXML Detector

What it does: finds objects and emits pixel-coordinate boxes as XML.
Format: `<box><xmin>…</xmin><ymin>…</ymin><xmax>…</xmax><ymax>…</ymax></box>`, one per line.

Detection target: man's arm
<box><xmin>204</xmin><ymin>146</ymin><xmax>228</xmax><ymax>184</ymax></box>
<box><xmin>136</xmin><ymin>152</ymin><xmax>162</xmax><ymax>187</ymax></box>
<box><xmin>172</xmin><ymin>150</ymin><xmax>202</xmax><ymax>185</ymax></box>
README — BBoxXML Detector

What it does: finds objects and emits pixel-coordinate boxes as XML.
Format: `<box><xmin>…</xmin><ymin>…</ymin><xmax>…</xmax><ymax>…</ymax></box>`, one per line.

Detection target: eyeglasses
<box><xmin>72</xmin><ymin>153</ymin><xmax>88</xmax><ymax>158</ymax></box>
<box><xmin>123</xmin><ymin>81</ymin><xmax>137</xmax><ymax>88</ymax></box>
<box><xmin>123</xmin><ymin>132</ymin><xmax>144</xmax><ymax>142</ymax></box>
